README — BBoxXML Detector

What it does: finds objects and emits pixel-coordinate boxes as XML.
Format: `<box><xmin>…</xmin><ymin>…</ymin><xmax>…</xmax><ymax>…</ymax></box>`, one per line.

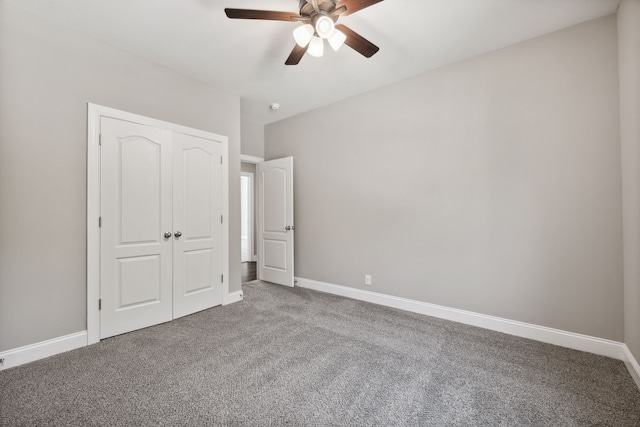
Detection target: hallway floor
<box><xmin>241</xmin><ymin>261</ymin><xmax>256</xmax><ymax>283</ymax></box>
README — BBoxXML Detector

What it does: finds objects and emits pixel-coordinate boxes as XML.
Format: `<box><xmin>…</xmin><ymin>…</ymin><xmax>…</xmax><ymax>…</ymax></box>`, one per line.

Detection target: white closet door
<box><xmin>172</xmin><ymin>132</ymin><xmax>223</xmax><ymax>318</ymax></box>
<box><xmin>100</xmin><ymin>118</ymin><xmax>173</xmax><ymax>339</ymax></box>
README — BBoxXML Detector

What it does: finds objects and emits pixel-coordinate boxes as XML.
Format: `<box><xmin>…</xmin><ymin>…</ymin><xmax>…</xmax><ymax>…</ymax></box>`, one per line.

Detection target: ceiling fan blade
<box><xmin>335</xmin><ymin>24</ymin><xmax>379</xmax><ymax>58</ymax></box>
<box><xmin>285</xmin><ymin>44</ymin><xmax>309</xmax><ymax>65</ymax></box>
<box><xmin>336</xmin><ymin>0</ymin><xmax>383</xmax><ymax>16</ymax></box>
<box><xmin>225</xmin><ymin>8</ymin><xmax>300</xmax><ymax>21</ymax></box>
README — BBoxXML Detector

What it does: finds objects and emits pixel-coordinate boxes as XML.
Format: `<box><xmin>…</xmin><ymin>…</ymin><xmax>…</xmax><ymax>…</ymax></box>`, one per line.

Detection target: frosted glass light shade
<box><xmin>308</xmin><ymin>36</ymin><xmax>324</xmax><ymax>57</ymax></box>
<box><xmin>315</xmin><ymin>15</ymin><xmax>335</xmax><ymax>39</ymax></box>
<box><xmin>328</xmin><ymin>29</ymin><xmax>346</xmax><ymax>51</ymax></box>
<box><xmin>293</xmin><ymin>24</ymin><xmax>314</xmax><ymax>47</ymax></box>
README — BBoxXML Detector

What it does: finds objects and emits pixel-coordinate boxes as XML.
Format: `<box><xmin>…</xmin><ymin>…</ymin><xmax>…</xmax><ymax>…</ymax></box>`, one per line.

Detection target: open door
<box><xmin>257</xmin><ymin>157</ymin><xmax>294</xmax><ymax>286</ymax></box>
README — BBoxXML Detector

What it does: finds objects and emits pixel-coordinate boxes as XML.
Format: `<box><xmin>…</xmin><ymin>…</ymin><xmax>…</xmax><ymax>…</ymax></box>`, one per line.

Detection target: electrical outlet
<box><xmin>365</xmin><ymin>275</ymin><xmax>372</xmax><ymax>286</ymax></box>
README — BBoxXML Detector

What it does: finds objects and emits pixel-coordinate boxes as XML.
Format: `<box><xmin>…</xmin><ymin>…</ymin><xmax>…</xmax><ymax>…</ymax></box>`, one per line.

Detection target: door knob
<box><xmin>164</xmin><ymin>232</ymin><xmax>172</xmax><ymax>238</ymax></box>
<box><xmin>175</xmin><ymin>231</ymin><xmax>182</xmax><ymax>238</ymax></box>
<box><xmin>285</xmin><ymin>226</ymin><xmax>291</xmax><ymax>231</ymax></box>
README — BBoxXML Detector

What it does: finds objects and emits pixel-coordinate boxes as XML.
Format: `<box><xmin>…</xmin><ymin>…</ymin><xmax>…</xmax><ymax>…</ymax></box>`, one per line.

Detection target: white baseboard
<box><xmin>623</xmin><ymin>345</ymin><xmax>640</xmax><ymax>389</ymax></box>
<box><xmin>2</xmin><ymin>284</ymin><xmax>636</xmax><ymax>392</ymax></box>
<box><xmin>0</xmin><ymin>291</ymin><xmax>244</xmax><ymax>370</ymax></box>
<box><xmin>295</xmin><ymin>277</ymin><xmax>625</xmax><ymax>361</ymax></box>
<box><xmin>0</xmin><ymin>331</ymin><xmax>87</xmax><ymax>371</ymax></box>
<box><xmin>223</xmin><ymin>290</ymin><xmax>244</xmax><ymax>305</ymax></box>
<box><xmin>0</xmin><ymin>291</ymin><xmax>243</xmax><ymax>370</ymax></box>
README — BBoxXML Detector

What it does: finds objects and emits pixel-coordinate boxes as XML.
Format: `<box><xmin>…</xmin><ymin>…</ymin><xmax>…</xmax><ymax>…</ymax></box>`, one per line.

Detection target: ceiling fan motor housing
<box><xmin>299</xmin><ymin>0</ymin><xmax>339</xmax><ymax>21</ymax></box>
<box><xmin>299</xmin><ymin>0</ymin><xmax>340</xmax><ymax>41</ymax></box>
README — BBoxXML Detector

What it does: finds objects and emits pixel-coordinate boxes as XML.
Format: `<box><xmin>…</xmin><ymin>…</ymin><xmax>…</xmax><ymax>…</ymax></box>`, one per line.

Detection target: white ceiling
<box><xmin>3</xmin><ymin>0</ymin><xmax>619</xmax><ymax>125</ymax></box>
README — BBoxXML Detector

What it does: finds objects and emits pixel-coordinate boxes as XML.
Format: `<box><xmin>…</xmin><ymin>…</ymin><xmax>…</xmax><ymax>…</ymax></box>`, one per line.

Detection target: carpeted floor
<box><xmin>1</xmin><ymin>281</ymin><xmax>640</xmax><ymax>426</ymax></box>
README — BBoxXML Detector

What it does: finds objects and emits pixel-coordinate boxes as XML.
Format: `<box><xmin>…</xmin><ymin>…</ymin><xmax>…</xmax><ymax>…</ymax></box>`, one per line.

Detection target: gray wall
<box><xmin>0</xmin><ymin>3</ymin><xmax>242</xmax><ymax>352</ymax></box>
<box><xmin>619</xmin><ymin>0</ymin><xmax>640</xmax><ymax>361</ymax></box>
<box><xmin>266</xmin><ymin>15</ymin><xmax>623</xmax><ymax>341</ymax></box>
<box><xmin>240</xmin><ymin>115</ymin><xmax>265</xmax><ymax>159</ymax></box>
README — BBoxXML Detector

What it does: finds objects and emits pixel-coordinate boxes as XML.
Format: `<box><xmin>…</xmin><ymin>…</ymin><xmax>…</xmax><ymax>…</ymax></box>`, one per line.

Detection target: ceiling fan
<box><xmin>225</xmin><ymin>0</ymin><xmax>383</xmax><ymax>65</ymax></box>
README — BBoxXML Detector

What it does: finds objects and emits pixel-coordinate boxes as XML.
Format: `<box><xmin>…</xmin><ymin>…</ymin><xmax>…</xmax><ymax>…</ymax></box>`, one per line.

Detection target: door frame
<box><xmin>240</xmin><ymin>171</ymin><xmax>255</xmax><ymax>263</ymax></box>
<box><xmin>87</xmin><ymin>103</ymin><xmax>230</xmax><ymax>345</ymax></box>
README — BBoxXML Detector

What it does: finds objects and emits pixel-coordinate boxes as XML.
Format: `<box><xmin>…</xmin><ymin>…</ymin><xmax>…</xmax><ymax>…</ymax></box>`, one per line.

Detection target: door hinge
<box><xmin>99</xmin><ymin>134</ymin><xmax>102</xmax><ymax>146</ymax></box>
<box><xmin>98</xmin><ymin>299</ymin><xmax>102</xmax><ymax>310</ymax></box>
<box><xmin>98</xmin><ymin>217</ymin><xmax>102</xmax><ymax>228</ymax></box>
<box><xmin>220</xmin><ymin>156</ymin><xmax>222</xmax><ymax>164</ymax></box>
<box><xmin>221</xmin><ymin>215</ymin><xmax>223</xmax><ymax>224</ymax></box>
<box><xmin>221</xmin><ymin>274</ymin><xmax>224</xmax><ymax>283</ymax></box>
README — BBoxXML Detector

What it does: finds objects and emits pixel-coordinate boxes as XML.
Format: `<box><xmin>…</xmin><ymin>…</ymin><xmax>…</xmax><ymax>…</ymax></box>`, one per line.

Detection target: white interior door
<box><xmin>100</xmin><ymin>118</ymin><xmax>173</xmax><ymax>339</ymax></box>
<box><xmin>258</xmin><ymin>157</ymin><xmax>294</xmax><ymax>286</ymax></box>
<box><xmin>172</xmin><ymin>132</ymin><xmax>223</xmax><ymax>318</ymax></box>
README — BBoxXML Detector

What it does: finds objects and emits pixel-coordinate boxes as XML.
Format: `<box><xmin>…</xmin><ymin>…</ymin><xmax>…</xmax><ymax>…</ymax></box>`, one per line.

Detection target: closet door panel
<box><xmin>100</xmin><ymin>118</ymin><xmax>173</xmax><ymax>339</ymax></box>
<box><xmin>172</xmin><ymin>132</ymin><xmax>223</xmax><ymax>318</ymax></box>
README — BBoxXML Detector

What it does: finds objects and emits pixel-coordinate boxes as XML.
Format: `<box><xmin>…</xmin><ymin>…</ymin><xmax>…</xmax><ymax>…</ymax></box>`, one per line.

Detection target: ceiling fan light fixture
<box><xmin>293</xmin><ymin>23</ymin><xmax>314</xmax><ymax>47</ymax></box>
<box><xmin>328</xmin><ymin>29</ymin><xmax>346</xmax><ymax>51</ymax></box>
<box><xmin>314</xmin><ymin>15</ymin><xmax>335</xmax><ymax>39</ymax></box>
<box><xmin>225</xmin><ymin>0</ymin><xmax>383</xmax><ymax>65</ymax></box>
<box><xmin>308</xmin><ymin>36</ymin><xmax>324</xmax><ymax>57</ymax></box>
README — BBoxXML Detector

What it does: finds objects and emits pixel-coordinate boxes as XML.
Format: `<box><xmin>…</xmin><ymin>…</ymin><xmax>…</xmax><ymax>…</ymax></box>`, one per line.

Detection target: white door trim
<box><xmin>87</xmin><ymin>103</ymin><xmax>229</xmax><ymax>345</ymax></box>
<box><xmin>240</xmin><ymin>154</ymin><xmax>264</xmax><ymax>164</ymax></box>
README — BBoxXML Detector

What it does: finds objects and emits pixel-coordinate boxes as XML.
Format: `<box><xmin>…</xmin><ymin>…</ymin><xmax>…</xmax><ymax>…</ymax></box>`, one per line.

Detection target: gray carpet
<box><xmin>1</xmin><ymin>281</ymin><xmax>639</xmax><ymax>426</ymax></box>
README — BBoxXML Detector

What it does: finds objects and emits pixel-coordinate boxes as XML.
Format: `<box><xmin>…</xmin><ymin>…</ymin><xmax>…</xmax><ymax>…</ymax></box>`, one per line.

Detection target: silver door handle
<box><xmin>175</xmin><ymin>231</ymin><xmax>182</xmax><ymax>238</ymax></box>
<box><xmin>164</xmin><ymin>232</ymin><xmax>172</xmax><ymax>238</ymax></box>
<box><xmin>285</xmin><ymin>226</ymin><xmax>291</xmax><ymax>231</ymax></box>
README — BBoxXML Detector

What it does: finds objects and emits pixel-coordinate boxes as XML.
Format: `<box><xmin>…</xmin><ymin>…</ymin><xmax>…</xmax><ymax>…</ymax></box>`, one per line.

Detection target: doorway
<box><xmin>240</xmin><ymin>154</ymin><xmax>294</xmax><ymax>287</ymax></box>
<box><xmin>241</xmin><ymin>156</ymin><xmax>262</xmax><ymax>283</ymax></box>
<box><xmin>241</xmin><ymin>171</ymin><xmax>254</xmax><ymax>263</ymax></box>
